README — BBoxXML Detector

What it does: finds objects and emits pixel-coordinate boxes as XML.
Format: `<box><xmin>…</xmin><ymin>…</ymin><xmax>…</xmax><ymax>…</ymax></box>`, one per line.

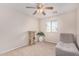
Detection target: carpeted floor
<box><xmin>0</xmin><ymin>42</ymin><xmax>56</xmax><ymax>56</ymax></box>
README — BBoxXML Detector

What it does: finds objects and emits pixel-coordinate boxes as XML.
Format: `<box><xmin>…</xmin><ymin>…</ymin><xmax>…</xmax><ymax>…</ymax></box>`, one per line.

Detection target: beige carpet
<box><xmin>0</xmin><ymin>42</ymin><xmax>56</xmax><ymax>56</ymax></box>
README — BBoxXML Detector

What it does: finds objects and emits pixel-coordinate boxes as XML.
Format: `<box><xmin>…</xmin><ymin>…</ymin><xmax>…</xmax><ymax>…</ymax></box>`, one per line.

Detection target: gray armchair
<box><xmin>56</xmin><ymin>33</ymin><xmax>79</xmax><ymax>56</ymax></box>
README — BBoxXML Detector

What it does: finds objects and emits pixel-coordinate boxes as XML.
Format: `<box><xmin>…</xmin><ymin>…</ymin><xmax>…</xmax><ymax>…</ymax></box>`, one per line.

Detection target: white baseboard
<box><xmin>45</xmin><ymin>40</ymin><xmax>57</xmax><ymax>44</ymax></box>
<box><xmin>0</xmin><ymin>43</ymin><xmax>26</xmax><ymax>54</ymax></box>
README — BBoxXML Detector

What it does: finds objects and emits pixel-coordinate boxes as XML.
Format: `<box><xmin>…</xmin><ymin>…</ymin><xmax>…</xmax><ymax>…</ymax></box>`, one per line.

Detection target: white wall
<box><xmin>76</xmin><ymin>8</ymin><xmax>79</xmax><ymax>47</ymax></box>
<box><xmin>58</xmin><ymin>11</ymin><xmax>76</xmax><ymax>35</ymax></box>
<box><xmin>40</xmin><ymin>10</ymin><xmax>76</xmax><ymax>43</ymax></box>
<box><xmin>0</xmin><ymin>5</ymin><xmax>38</xmax><ymax>53</ymax></box>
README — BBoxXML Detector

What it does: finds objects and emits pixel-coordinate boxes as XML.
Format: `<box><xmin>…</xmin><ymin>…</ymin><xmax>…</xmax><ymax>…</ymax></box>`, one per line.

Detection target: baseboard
<box><xmin>44</xmin><ymin>40</ymin><xmax>57</xmax><ymax>44</ymax></box>
<box><xmin>44</xmin><ymin>41</ymin><xmax>57</xmax><ymax>45</ymax></box>
<box><xmin>0</xmin><ymin>43</ymin><xmax>27</xmax><ymax>54</ymax></box>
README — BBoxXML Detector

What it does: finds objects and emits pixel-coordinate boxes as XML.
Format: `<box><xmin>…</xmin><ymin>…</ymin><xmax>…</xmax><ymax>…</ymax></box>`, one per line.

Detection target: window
<box><xmin>46</xmin><ymin>20</ymin><xmax>58</xmax><ymax>32</ymax></box>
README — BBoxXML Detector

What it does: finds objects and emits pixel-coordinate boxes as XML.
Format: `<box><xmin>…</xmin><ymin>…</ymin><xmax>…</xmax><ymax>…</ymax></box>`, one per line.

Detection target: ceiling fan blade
<box><xmin>45</xmin><ymin>7</ymin><xmax>53</xmax><ymax>9</ymax></box>
<box><xmin>26</xmin><ymin>7</ymin><xmax>36</xmax><ymax>9</ymax></box>
<box><xmin>33</xmin><ymin>10</ymin><xmax>37</xmax><ymax>15</ymax></box>
<box><xmin>42</xmin><ymin>11</ymin><xmax>46</xmax><ymax>15</ymax></box>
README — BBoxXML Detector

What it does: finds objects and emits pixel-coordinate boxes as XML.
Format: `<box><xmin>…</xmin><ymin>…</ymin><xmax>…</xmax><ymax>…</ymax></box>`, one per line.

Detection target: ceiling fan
<box><xmin>26</xmin><ymin>3</ymin><xmax>55</xmax><ymax>15</ymax></box>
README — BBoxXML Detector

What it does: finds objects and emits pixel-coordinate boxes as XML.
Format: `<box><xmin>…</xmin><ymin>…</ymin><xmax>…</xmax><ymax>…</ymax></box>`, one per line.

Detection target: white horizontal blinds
<box><xmin>46</xmin><ymin>21</ymin><xmax>52</xmax><ymax>32</ymax></box>
<box><xmin>46</xmin><ymin>20</ymin><xmax>58</xmax><ymax>32</ymax></box>
<box><xmin>52</xmin><ymin>21</ymin><xmax>58</xmax><ymax>32</ymax></box>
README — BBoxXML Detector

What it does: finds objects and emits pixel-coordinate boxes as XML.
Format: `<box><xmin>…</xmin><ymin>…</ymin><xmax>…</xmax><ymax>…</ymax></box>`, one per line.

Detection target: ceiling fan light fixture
<box><xmin>36</xmin><ymin>9</ymin><xmax>43</xmax><ymax>14</ymax></box>
<box><xmin>26</xmin><ymin>3</ymin><xmax>55</xmax><ymax>16</ymax></box>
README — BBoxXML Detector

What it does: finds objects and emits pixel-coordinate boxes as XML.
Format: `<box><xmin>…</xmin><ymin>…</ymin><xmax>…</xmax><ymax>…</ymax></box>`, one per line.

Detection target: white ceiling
<box><xmin>1</xmin><ymin>3</ymin><xmax>79</xmax><ymax>18</ymax></box>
